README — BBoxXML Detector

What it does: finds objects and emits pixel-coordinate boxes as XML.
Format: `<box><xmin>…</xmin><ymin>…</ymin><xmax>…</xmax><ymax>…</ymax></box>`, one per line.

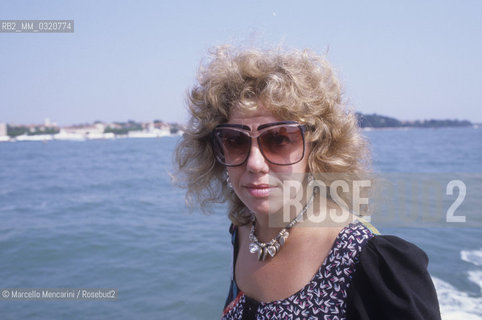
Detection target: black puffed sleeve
<box><xmin>346</xmin><ymin>235</ymin><xmax>441</xmax><ymax>320</ymax></box>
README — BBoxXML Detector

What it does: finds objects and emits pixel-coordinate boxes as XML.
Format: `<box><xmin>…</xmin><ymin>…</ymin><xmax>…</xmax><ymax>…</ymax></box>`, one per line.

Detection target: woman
<box><xmin>175</xmin><ymin>46</ymin><xmax>441</xmax><ymax>319</ymax></box>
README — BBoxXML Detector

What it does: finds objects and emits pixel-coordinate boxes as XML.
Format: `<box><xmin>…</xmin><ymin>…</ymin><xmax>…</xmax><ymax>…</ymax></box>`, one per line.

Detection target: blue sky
<box><xmin>1</xmin><ymin>0</ymin><xmax>481</xmax><ymax>125</ymax></box>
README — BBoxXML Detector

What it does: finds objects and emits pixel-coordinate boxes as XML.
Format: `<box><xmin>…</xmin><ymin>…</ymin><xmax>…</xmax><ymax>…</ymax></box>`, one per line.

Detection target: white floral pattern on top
<box><xmin>222</xmin><ymin>222</ymin><xmax>374</xmax><ymax>320</ymax></box>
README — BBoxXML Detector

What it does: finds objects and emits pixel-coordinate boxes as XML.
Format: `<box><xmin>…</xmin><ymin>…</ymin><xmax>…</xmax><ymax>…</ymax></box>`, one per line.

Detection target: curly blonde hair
<box><xmin>174</xmin><ymin>46</ymin><xmax>371</xmax><ymax>226</ymax></box>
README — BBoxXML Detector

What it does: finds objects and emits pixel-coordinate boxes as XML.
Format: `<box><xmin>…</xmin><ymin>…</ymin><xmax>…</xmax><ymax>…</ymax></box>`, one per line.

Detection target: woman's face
<box><xmin>225</xmin><ymin>106</ymin><xmax>311</xmax><ymax>217</ymax></box>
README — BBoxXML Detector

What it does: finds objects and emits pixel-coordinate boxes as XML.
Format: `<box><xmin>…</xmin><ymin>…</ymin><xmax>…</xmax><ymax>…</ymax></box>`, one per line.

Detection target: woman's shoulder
<box><xmin>362</xmin><ymin>234</ymin><xmax>430</xmax><ymax>267</ymax></box>
<box><xmin>346</xmin><ymin>233</ymin><xmax>441</xmax><ymax>320</ymax></box>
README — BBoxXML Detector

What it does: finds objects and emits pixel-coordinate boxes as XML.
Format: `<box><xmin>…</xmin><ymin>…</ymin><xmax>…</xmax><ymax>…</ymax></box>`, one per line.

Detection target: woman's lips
<box><xmin>244</xmin><ymin>184</ymin><xmax>273</xmax><ymax>198</ymax></box>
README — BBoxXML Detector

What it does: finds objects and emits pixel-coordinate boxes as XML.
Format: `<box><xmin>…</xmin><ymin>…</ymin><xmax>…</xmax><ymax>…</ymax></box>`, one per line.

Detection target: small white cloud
<box><xmin>272</xmin><ymin>12</ymin><xmax>277</xmax><ymax>16</ymax></box>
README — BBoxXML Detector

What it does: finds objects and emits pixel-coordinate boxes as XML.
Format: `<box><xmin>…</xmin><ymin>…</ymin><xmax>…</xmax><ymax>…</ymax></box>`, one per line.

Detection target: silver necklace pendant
<box><xmin>248</xmin><ymin>190</ymin><xmax>315</xmax><ymax>261</ymax></box>
<box><xmin>248</xmin><ymin>227</ymin><xmax>289</xmax><ymax>261</ymax></box>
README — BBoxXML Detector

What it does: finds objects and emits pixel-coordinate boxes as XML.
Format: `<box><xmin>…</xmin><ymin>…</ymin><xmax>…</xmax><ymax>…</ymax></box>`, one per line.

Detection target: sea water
<box><xmin>0</xmin><ymin>127</ymin><xmax>481</xmax><ymax>319</ymax></box>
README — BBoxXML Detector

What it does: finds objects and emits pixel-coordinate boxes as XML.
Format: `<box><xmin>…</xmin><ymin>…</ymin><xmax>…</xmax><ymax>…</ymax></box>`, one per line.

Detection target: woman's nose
<box><xmin>245</xmin><ymin>139</ymin><xmax>269</xmax><ymax>173</ymax></box>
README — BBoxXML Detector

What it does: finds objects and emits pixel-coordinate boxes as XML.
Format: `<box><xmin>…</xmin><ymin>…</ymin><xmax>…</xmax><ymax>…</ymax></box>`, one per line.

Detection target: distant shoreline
<box><xmin>1</xmin><ymin>126</ymin><xmax>480</xmax><ymax>143</ymax></box>
<box><xmin>0</xmin><ymin>131</ymin><xmax>183</xmax><ymax>143</ymax></box>
<box><xmin>355</xmin><ymin>113</ymin><xmax>474</xmax><ymax>129</ymax></box>
<box><xmin>0</xmin><ymin>113</ymin><xmax>477</xmax><ymax>142</ymax></box>
<box><xmin>361</xmin><ymin>125</ymin><xmax>479</xmax><ymax>131</ymax></box>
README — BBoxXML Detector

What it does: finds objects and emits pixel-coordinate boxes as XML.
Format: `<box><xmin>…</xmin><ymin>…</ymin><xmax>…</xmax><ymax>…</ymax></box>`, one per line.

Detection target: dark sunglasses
<box><xmin>212</xmin><ymin>121</ymin><xmax>307</xmax><ymax>167</ymax></box>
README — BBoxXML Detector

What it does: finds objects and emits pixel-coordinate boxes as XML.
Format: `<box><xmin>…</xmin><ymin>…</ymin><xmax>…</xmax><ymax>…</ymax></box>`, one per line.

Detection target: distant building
<box><xmin>43</xmin><ymin>118</ymin><xmax>58</xmax><ymax>129</ymax></box>
<box><xmin>54</xmin><ymin>122</ymin><xmax>114</xmax><ymax>140</ymax></box>
<box><xmin>128</xmin><ymin>121</ymin><xmax>170</xmax><ymax>138</ymax></box>
<box><xmin>0</xmin><ymin>123</ymin><xmax>6</xmax><ymax>136</ymax></box>
<box><xmin>0</xmin><ymin>123</ymin><xmax>11</xmax><ymax>141</ymax></box>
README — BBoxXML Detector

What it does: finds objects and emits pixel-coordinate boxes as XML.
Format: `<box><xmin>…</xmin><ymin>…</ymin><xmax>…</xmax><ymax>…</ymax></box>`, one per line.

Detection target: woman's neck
<box><xmin>252</xmin><ymin>190</ymin><xmax>315</xmax><ymax>243</ymax></box>
<box><xmin>251</xmin><ymin>193</ymin><xmax>354</xmax><ymax>243</ymax></box>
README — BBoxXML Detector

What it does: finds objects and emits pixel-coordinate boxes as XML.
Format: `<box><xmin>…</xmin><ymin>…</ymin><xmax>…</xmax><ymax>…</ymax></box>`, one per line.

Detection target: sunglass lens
<box><xmin>259</xmin><ymin>126</ymin><xmax>304</xmax><ymax>165</ymax></box>
<box><xmin>214</xmin><ymin>129</ymin><xmax>251</xmax><ymax>166</ymax></box>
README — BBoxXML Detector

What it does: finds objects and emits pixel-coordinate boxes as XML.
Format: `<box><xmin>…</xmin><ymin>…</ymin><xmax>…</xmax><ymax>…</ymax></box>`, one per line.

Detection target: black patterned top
<box><xmin>222</xmin><ymin>221</ymin><xmax>441</xmax><ymax>320</ymax></box>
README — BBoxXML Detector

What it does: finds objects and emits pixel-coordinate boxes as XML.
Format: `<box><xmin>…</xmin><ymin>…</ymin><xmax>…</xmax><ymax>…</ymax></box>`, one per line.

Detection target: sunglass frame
<box><xmin>212</xmin><ymin>121</ymin><xmax>307</xmax><ymax>167</ymax></box>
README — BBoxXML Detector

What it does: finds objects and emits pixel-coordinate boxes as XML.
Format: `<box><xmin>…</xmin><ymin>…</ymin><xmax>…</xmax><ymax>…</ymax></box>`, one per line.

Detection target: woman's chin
<box><xmin>248</xmin><ymin>204</ymin><xmax>277</xmax><ymax>216</ymax></box>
